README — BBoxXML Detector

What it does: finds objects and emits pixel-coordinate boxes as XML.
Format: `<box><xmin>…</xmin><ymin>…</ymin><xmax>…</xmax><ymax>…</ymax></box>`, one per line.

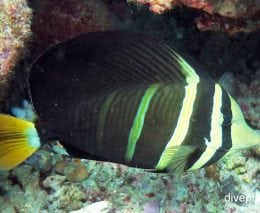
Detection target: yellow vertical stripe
<box><xmin>155</xmin><ymin>81</ymin><xmax>198</xmax><ymax>170</ymax></box>
<box><xmin>170</xmin><ymin>50</ymin><xmax>200</xmax><ymax>84</ymax></box>
<box><xmin>188</xmin><ymin>84</ymin><xmax>223</xmax><ymax>170</ymax></box>
<box><xmin>125</xmin><ymin>84</ymin><xmax>159</xmax><ymax>162</ymax></box>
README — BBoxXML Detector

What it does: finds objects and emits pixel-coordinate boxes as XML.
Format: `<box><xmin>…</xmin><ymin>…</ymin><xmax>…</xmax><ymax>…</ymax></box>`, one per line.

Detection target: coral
<box><xmin>195</xmin><ymin>12</ymin><xmax>260</xmax><ymax>33</ymax></box>
<box><xmin>64</xmin><ymin>163</ymin><xmax>89</xmax><ymax>182</ymax></box>
<box><xmin>242</xmin><ymin>157</ymin><xmax>260</xmax><ymax>183</ymax></box>
<box><xmin>236</xmin><ymin>72</ymin><xmax>260</xmax><ymax>129</ymax></box>
<box><xmin>0</xmin><ymin>165</ymin><xmax>48</xmax><ymax>213</ymax></box>
<box><xmin>0</xmin><ymin>143</ymin><xmax>259</xmax><ymax>212</ymax></box>
<box><xmin>54</xmin><ymin>159</ymin><xmax>69</xmax><ymax>174</ymax></box>
<box><xmin>252</xmin><ymin>146</ymin><xmax>260</xmax><ymax>156</ymax></box>
<box><xmin>218</xmin><ymin>151</ymin><xmax>259</xmax><ymax>212</ymax></box>
<box><xmin>54</xmin><ymin>159</ymin><xmax>89</xmax><ymax>182</ymax></box>
<box><xmin>25</xmin><ymin>145</ymin><xmax>64</xmax><ymax>172</ymax></box>
<box><xmin>224</xmin><ymin>152</ymin><xmax>247</xmax><ymax>171</ymax></box>
<box><xmin>43</xmin><ymin>174</ymin><xmax>86</xmax><ymax>211</ymax></box>
<box><xmin>182</xmin><ymin>0</ymin><xmax>258</xmax><ymax>19</ymax></box>
<box><xmin>42</xmin><ymin>174</ymin><xmax>67</xmax><ymax>190</ymax></box>
<box><xmin>129</xmin><ymin>0</ymin><xmax>260</xmax><ymax>32</ymax></box>
<box><xmin>131</xmin><ymin>0</ymin><xmax>259</xmax><ymax>18</ymax></box>
<box><xmin>70</xmin><ymin>201</ymin><xmax>113</xmax><ymax>213</ymax></box>
<box><xmin>0</xmin><ymin>0</ymin><xmax>32</xmax><ymax>101</ymax></box>
<box><xmin>25</xmin><ymin>150</ymin><xmax>51</xmax><ymax>171</ymax></box>
<box><xmin>31</xmin><ymin>0</ymin><xmax>117</xmax><ymax>56</ymax></box>
<box><xmin>204</xmin><ymin>164</ymin><xmax>220</xmax><ymax>181</ymax></box>
<box><xmin>132</xmin><ymin>0</ymin><xmax>177</xmax><ymax>14</ymax></box>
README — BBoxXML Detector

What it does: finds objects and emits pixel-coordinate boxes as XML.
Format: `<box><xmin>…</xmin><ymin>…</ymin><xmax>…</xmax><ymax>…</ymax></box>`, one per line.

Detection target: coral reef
<box><xmin>132</xmin><ymin>0</ymin><xmax>259</xmax><ymax>18</ymax></box>
<box><xmin>31</xmin><ymin>0</ymin><xmax>117</xmax><ymax>56</ymax></box>
<box><xmin>0</xmin><ymin>165</ymin><xmax>48</xmax><ymax>213</ymax></box>
<box><xmin>54</xmin><ymin>159</ymin><xmax>89</xmax><ymax>182</ymax></box>
<box><xmin>1</xmin><ymin>145</ymin><xmax>259</xmax><ymax>212</ymax></box>
<box><xmin>236</xmin><ymin>71</ymin><xmax>260</xmax><ymax>129</ymax></box>
<box><xmin>0</xmin><ymin>0</ymin><xmax>32</xmax><ymax>101</ymax></box>
<box><xmin>42</xmin><ymin>174</ymin><xmax>86</xmax><ymax>211</ymax></box>
<box><xmin>70</xmin><ymin>201</ymin><xmax>113</xmax><ymax>213</ymax></box>
<box><xmin>195</xmin><ymin>12</ymin><xmax>260</xmax><ymax>33</ymax></box>
<box><xmin>129</xmin><ymin>0</ymin><xmax>260</xmax><ymax>32</ymax></box>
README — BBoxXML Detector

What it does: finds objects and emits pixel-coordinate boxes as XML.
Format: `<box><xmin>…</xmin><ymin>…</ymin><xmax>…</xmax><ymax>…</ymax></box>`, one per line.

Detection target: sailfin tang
<box><xmin>0</xmin><ymin>114</ymin><xmax>41</xmax><ymax>171</ymax></box>
<box><xmin>29</xmin><ymin>31</ymin><xmax>204</xmax><ymax>122</ymax></box>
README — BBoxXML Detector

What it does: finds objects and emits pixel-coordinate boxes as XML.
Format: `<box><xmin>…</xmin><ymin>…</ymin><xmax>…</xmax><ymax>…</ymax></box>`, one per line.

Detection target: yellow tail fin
<box><xmin>0</xmin><ymin>114</ymin><xmax>41</xmax><ymax>171</ymax></box>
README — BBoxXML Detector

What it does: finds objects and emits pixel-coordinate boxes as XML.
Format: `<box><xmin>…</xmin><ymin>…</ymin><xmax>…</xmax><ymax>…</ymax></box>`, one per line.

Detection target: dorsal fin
<box><xmin>29</xmin><ymin>30</ymin><xmax>206</xmax><ymax>121</ymax></box>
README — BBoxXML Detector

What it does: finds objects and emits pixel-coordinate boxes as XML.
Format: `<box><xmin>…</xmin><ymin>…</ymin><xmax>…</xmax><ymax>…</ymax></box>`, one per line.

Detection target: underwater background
<box><xmin>0</xmin><ymin>0</ymin><xmax>259</xmax><ymax>212</ymax></box>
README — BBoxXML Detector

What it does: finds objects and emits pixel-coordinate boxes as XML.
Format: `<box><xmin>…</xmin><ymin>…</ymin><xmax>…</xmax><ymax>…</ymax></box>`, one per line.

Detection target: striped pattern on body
<box><xmin>65</xmin><ymin>80</ymin><xmax>233</xmax><ymax>171</ymax></box>
<box><xmin>34</xmin><ymin>31</ymin><xmax>234</xmax><ymax>172</ymax></box>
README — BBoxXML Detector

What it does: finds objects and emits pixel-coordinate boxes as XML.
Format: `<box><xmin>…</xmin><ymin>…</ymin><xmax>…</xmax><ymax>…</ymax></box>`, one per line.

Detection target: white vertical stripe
<box><xmin>155</xmin><ymin>82</ymin><xmax>198</xmax><ymax>170</ymax></box>
<box><xmin>155</xmin><ymin>51</ymin><xmax>200</xmax><ymax>171</ymax></box>
<box><xmin>188</xmin><ymin>84</ymin><xmax>223</xmax><ymax>170</ymax></box>
<box><xmin>172</xmin><ymin>51</ymin><xmax>200</xmax><ymax>84</ymax></box>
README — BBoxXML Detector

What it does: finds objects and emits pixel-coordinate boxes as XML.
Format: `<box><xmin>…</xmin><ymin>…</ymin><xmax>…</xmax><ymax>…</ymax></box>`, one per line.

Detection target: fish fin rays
<box><xmin>164</xmin><ymin>145</ymin><xmax>196</xmax><ymax>176</ymax></box>
<box><xmin>0</xmin><ymin>114</ymin><xmax>41</xmax><ymax>171</ymax></box>
<box><xmin>218</xmin><ymin>72</ymin><xmax>236</xmax><ymax>96</ymax></box>
<box><xmin>29</xmin><ymin>31</ymin><xmax>207</xmax><ymax>120</ymax></box>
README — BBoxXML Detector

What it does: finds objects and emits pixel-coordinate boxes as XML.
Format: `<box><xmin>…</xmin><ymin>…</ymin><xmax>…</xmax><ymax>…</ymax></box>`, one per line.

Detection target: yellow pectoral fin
<box><xmin>0</xmin><ymin>114</ymin><xmax>41</xmax><ymax>171</ymax></box>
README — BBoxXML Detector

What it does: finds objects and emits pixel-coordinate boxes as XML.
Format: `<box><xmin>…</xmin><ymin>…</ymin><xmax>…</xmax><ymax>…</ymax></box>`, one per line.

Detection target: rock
<box><xmin>70</xmin><ymin>201</ymin><xmax>113</xmax><ymax>213</ymax></box>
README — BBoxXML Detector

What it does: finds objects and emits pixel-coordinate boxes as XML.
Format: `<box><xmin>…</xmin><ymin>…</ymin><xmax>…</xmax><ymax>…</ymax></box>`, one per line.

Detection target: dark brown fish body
<box><xmin>28</xmin><ymin>31</ymin><xmax>259</xmax><ymax>173</ymax></box>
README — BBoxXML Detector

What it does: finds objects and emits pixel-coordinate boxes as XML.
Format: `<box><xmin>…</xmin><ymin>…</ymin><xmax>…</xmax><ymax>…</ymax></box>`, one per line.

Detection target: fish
<box><xmin>0</xmin><ymin>31</ymin><xmax>259</xmax><ymax>174</ymax></box>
